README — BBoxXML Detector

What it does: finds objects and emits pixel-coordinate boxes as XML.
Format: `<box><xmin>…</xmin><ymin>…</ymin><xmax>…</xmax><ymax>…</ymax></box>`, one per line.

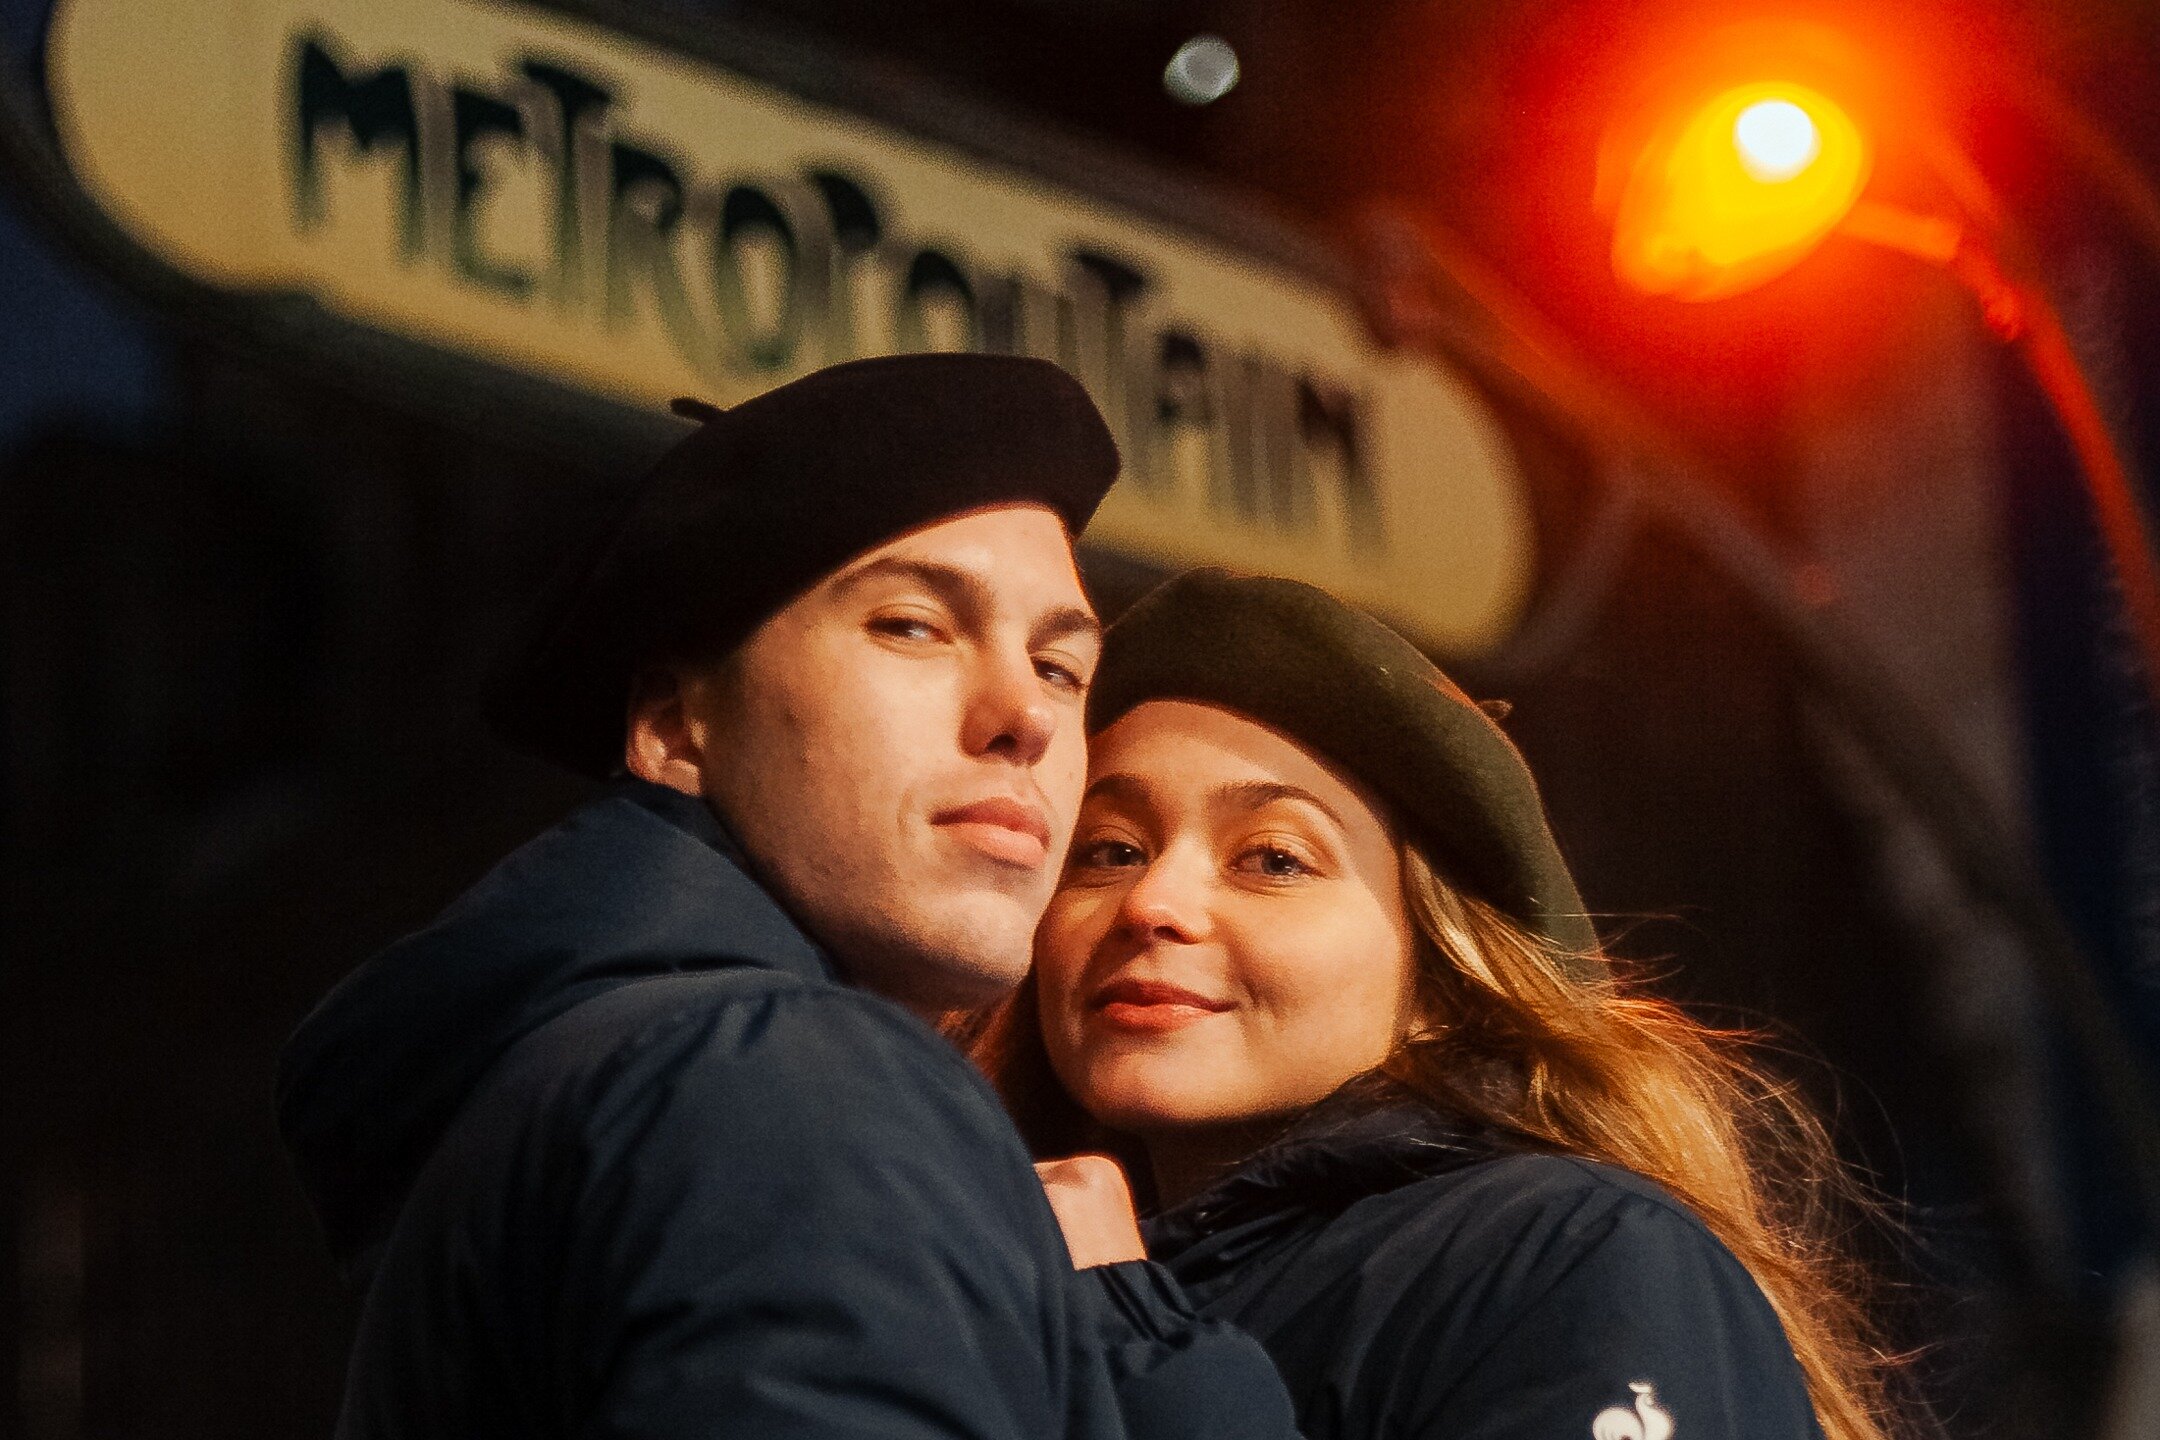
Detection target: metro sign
<box><xmin>37</xmin><ymin>0</ymin><xmax>1535</xmax><ymax>653</ymax></box>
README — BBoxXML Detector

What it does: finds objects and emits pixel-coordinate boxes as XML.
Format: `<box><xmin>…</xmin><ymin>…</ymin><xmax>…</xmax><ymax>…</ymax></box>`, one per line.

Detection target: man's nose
<box><xmin>961</xmin><ymin>644</ymin><xmax>1058</xmax><ymax>765</ymax></box>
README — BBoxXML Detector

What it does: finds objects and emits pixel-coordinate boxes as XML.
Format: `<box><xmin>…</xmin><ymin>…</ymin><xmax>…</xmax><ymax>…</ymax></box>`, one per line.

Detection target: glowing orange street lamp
<box><xmin>1604</xmin><ymin>77</ymin><xmax>2160</xmax><ymax>711</ymax></box>
<box><xmin>1610</xmin><ymin>83</ymin><xmax>1872</xmax><ymax>301</ymax></box>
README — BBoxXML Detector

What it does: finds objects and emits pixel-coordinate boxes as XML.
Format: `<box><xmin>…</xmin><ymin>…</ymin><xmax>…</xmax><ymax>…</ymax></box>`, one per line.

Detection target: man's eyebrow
<box><xmin>1213</xmin><ymin>779</ymin><xmax>1346</xmax><ymax>831</ymax></box>
<box><xmin>835</xmin><ymin>555</ymin><xmax>1098</xmax><ymax>650</ymax></box>
<box><xmin>1034</xmin><ymin>606</ymin><xmax>1102</xmax><ymax>652</ymax></box>
<box><xmin>831</xmin><ymin>556</ymin><xmax>993</xmax><ymax>621</ymax></box>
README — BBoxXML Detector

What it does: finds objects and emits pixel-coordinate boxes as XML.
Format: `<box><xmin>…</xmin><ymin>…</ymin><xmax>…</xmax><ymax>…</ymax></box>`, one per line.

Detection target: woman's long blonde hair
<box><xmin>971</xmin><ymin>842</ymin><xmax>1916</xmax><ymax>1440</ymax></box>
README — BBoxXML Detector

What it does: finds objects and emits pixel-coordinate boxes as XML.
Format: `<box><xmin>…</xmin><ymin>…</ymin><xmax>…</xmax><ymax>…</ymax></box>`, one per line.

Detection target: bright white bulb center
<box><xmin>1165</xmin><ymin>35</ymin><xmax>1240</xmax><ymax>106</ymax></box>
<box><xmin>1733</xmin><ymin>99</ymin><xmax>1820</xmax><ymax>181</ymax></box>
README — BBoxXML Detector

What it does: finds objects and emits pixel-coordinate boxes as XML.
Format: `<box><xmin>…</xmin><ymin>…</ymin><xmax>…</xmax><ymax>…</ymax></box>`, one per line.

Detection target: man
<box><xmin>277</xmin><ymin>354</ymin><xmax>1299</xmax><ymax>1439</ymax></box>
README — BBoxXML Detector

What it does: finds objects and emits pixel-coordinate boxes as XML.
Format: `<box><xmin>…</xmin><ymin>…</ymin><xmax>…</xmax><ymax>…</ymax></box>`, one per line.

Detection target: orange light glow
<box><xmin>1610</xmin><ymin>82</ymin><xmax>1871</xmax><ymax>301</ymax></box>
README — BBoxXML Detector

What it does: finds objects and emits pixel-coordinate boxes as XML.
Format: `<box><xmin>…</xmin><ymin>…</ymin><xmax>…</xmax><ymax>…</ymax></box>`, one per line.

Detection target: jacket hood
<box><xmin>276</xmin><ymin>780</ymin><xmax>831</xmax><ymax>1269</ymax></box>
<box><xmin>1145</xmin><ymin>1084</ymin><xmax>1499</xmax><ymax>1282</ymax></box>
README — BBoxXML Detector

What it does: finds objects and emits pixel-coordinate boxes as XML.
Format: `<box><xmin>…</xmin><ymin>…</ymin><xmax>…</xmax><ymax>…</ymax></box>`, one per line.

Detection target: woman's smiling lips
<box><xmin>1091</xmin><ymin>978</ymin><xmax>1234</xmax><ymax>1033</ymax></box>
<box><xmin>932</xmin><ymin>796</ymin><xmax>1052</xmax><ymax>868</ymax></box>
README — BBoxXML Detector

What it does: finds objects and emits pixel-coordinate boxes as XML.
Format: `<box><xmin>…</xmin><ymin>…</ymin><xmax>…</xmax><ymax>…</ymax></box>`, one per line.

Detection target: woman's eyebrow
<box><xmin>1080</xmin><ymin>772</ymin><xmax>1149</xmax><ymax>807</ymax></box>
<box><xmin>1213</xmin><ymin>780</ymin><xmax>1345</xmax><ymax>831</ymax></box>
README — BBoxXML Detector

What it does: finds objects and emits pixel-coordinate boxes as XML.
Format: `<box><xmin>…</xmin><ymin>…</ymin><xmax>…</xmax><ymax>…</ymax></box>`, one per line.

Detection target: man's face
<box><xmin>676</xmin><ymin>503</ymin><xmax>1100</xmax><ymax>1013</ymax></box>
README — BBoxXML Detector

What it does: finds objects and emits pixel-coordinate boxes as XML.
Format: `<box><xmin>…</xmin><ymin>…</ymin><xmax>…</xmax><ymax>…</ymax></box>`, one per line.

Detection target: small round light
<box><xmin>1165</xmin><ymin>35</ymin><xmax>1239</xmax><ymax>106</ymax></box>
<box><xmin>1733</xmin><ymin>99</ymin><xmax>1820</xmax><ymax>181</ymax></box>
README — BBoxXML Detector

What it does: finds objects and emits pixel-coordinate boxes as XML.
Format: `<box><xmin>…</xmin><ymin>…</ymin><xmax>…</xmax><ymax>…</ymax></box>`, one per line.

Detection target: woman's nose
<box><xmin>1115</xmin><ymin>852</ymin><xmax>1209</xmax><ymax>943</ymax></box>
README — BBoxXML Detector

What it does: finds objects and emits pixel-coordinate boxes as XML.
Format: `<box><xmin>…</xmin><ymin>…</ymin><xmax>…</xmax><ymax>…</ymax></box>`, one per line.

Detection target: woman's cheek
<box><xmin>1270</xmin><ymin>979</ymin><xmax>1397</xmax><ymax>1102</ymax></box>
<box><xmin>1033</xmin><ymin>904</ymin><xmax>1094</xmax><ymax>1009</ymax></box>
<box><xmin>1229</xmin><ymin>953</ymin><xmax>1356</xmax><ymax>1105</ymax></box>
<box><xmin>1037</xmin><ymin>971</ymin><xmax>1088</xmax><ymax>1066</ymax></box>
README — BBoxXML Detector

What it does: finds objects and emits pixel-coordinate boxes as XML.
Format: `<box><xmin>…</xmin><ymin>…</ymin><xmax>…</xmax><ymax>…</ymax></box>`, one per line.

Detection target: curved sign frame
<box><xmin>8</xmin><ymin>0</ymin><xmax>1533</xmax><ymax>653</ymax></box>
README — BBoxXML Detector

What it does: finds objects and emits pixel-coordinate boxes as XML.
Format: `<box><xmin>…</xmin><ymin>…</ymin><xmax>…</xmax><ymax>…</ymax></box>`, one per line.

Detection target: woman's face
<box><xmin>1035</xmin><ymin>700</ymin><xmax>1419</xmax><ymax>1140</ymax></box>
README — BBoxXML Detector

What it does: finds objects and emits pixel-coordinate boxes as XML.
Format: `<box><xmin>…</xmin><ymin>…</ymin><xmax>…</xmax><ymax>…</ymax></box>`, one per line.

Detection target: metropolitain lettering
<box><xmin>285</xmin><ymin>31</ymin><xmax>1382</xmax><ymax>554</ymax></box>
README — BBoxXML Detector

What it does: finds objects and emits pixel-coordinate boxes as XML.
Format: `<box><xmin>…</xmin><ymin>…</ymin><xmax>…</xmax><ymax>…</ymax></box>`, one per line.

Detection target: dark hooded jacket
<box><xmin>279</xmin><ymin>780</ymin><xmax>1298</xmax><ymax>1440</ymax></box>
<box><xmin>1145</xmin><ymin>1095</ymin><xmax>1827</xmax><ymax>1440</ymax></box>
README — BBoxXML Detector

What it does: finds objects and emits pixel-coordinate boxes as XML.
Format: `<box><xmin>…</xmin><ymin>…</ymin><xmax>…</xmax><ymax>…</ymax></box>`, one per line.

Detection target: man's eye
<box><xmin>1036</xmin><ymin>655</ymin><xmax>1088</xmax><ymax>692</ymax></box>
<box><xmin>869</xmin><ymin>615</ymin><xmax>943</xmax><ymax>643</ymax></box>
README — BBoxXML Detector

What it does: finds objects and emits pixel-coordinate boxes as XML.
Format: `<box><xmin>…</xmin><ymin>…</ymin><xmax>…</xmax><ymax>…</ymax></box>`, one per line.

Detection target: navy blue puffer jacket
<box><xmin>279</xmin><ymin>780</ymin><xmax>1298</xmax><ymax>1440</ymax></box>
<box><xmin>1146</xmin><ymin>1097</ymin><xmax>1826</xmax><ymax>1440</ymax></box>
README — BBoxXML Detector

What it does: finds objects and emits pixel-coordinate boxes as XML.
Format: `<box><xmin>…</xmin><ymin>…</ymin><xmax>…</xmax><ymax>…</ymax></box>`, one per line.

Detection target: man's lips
<box><xmin>1090</xmin><ymin>978</ymin><xmax>1233</xmax><ymax>1034</ymax></box>
<box><xmin>932</xmin><ymin>797</ymin><xmax>1053</xmax><ymax>869</ymax></box>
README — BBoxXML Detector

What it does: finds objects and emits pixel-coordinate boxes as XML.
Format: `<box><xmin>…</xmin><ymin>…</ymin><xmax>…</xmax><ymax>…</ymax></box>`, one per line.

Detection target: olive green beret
<box><xmin>1086</xmin><ymin>569</ymin><xmax>1598</xmax><ymax>962</ymax></box>
<box><xmin>488</xmin><ymin>353</ymin><xmax>1119</xmax><ymax>778</ymax></box>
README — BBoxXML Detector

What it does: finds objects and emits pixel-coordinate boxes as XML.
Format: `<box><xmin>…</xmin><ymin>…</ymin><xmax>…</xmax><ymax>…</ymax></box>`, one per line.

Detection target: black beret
<box><xmin>489</xmin><ymin>353</ymin><xmax>1120</xmax><ymax>777</ymax></box>
<box><xmin>1086</xmin><ymin>569</ymin><xmax>1599</xmax><ymax>962</ymax></box>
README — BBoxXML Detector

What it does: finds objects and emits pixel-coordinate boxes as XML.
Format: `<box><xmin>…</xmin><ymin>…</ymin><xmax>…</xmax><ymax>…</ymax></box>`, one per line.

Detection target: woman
<box><xmin>980</xmin><ymin>568</ymin><xmax>1913</xmax><ymax>1440</ymax></box>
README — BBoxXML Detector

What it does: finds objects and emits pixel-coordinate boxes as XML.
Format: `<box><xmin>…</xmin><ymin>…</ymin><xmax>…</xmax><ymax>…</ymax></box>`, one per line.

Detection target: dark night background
<box><xmin>4</xmin><ymin>1</ymin><xmax>2160</xmax><ymax>1436</ymax></box>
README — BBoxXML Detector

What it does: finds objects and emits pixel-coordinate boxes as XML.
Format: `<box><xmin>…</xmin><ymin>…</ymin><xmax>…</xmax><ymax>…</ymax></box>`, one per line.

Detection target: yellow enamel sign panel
<box><xmin>46</xmin><ymin>0</ymin><xmax>1533</xmax><ymax>652</ymax></box>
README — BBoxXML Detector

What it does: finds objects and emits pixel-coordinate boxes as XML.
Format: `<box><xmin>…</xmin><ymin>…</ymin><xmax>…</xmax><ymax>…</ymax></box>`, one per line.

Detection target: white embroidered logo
<box><xmin>1592</xmin><ymin>1381</ymin><xmax>1675</xmax><ymax>1440</ymax></box>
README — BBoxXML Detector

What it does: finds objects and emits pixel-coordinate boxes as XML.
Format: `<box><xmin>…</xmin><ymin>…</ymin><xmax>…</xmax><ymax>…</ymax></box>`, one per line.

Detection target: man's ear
<box><xmin>623</xmin><ymin>666</ymin><xmax>709</xmax><ymax>796</ymax></box>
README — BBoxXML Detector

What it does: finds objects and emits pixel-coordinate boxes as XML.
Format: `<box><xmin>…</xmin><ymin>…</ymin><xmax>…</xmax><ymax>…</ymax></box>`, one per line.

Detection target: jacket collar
<box><xmin>1144</xmin><ymin>1082</ymin><xmax>1498</xmax><ymax>1278</ymax></box>
<box><xmin>279</xmin><ymin>778</ymin><xmax>834</xmax><ymax>1266</ymax></box>
<box><xmin>608</xmin><ymin>777</ymin><xmax>833</xmax><ymax>989</ymax></box>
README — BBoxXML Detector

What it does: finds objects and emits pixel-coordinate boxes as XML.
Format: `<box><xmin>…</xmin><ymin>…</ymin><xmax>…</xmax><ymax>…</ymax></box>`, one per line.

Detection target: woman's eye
<box><xmin>1072</xmin><ymin>838</ymin><xmax>1146</xmax><ymax>869</ymax></box>
<box><xmin>1235</xmin><ymin>844</ymin><xmax>1314</xmax><ymax>879</ymax></box>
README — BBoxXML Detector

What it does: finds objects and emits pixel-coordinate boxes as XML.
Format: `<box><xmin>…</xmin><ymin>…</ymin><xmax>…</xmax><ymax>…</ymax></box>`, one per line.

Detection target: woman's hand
<box><xmin>1033</xmin><ymin>1155</ymin><xmax>1146</xmax><ymax>1269</ymax></box>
